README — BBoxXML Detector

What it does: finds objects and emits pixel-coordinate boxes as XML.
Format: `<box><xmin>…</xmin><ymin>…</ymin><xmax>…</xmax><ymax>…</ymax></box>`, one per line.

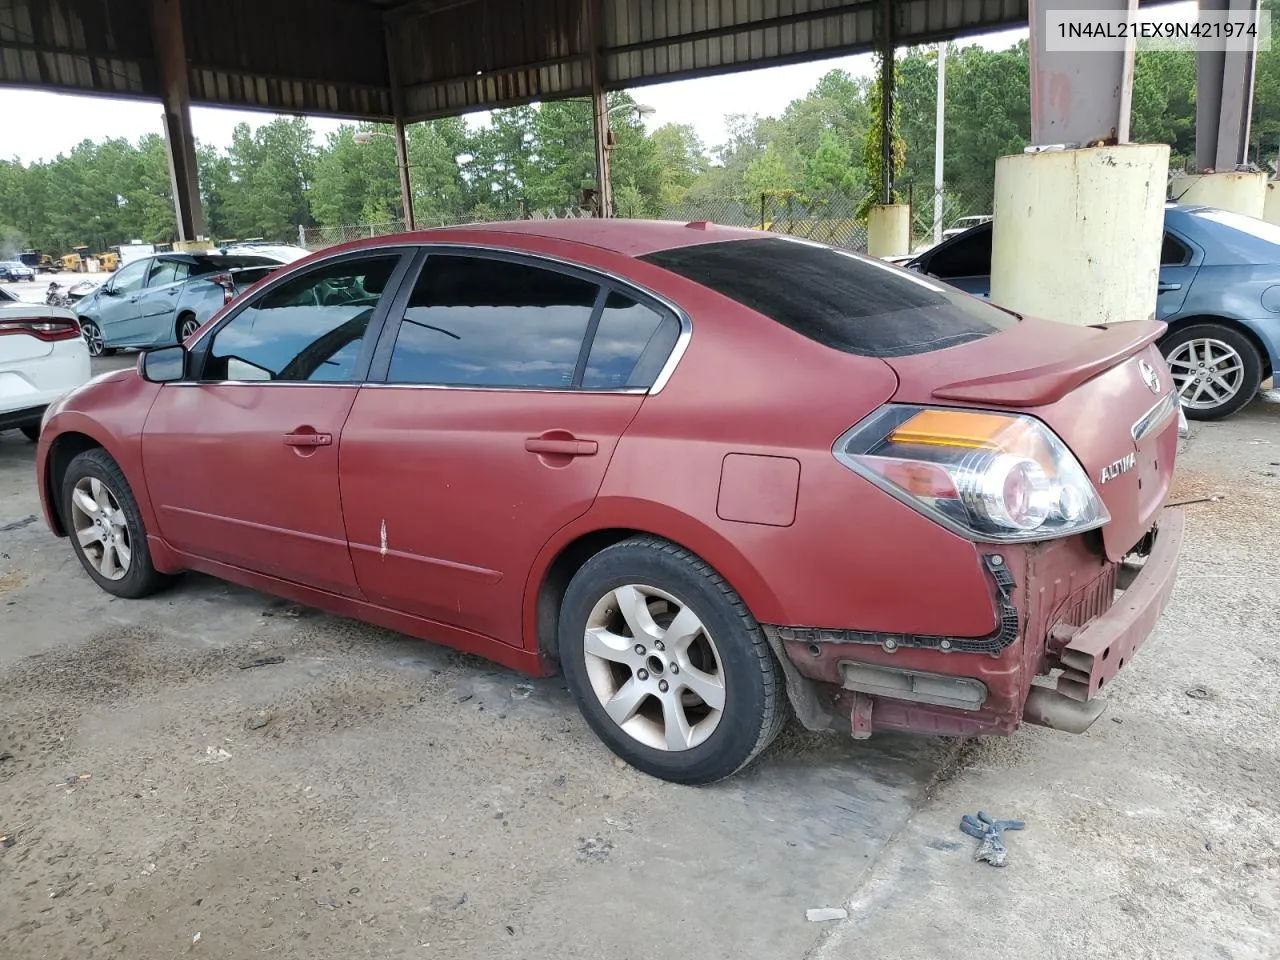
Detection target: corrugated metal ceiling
<box><xmin>0</xmin><ymin>0</ymin><xmax>1035</xmax><ymax>123</ymax></box>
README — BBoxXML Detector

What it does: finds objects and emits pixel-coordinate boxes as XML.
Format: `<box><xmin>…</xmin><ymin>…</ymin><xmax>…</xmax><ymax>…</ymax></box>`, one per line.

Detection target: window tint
<box><xmin>925</xmin><ymin>227</ymin><xmax>992</xmax><ymax>279</ymax></box>
<box><xmin>1161</xmin><ymin>234</ymin><xmax>1189</xmax><ymax>265</ymax></box>
<box><xmin>641</xmin><ymin>237</ymin><xmax>1016</xmax><ymax>358</ymax></box>
<box><xmin>203</xmin><ymin>255</ymin><xmax>398</xmax><ymax>382</ymax></box>
<box><xmin>111</xmin><ymin>259</ymin><xmax>149</xmax><ymax>295</ymax></box>
<box><xmin>387</xmin><ymin>255</ymin><xmax>598</xmax><ymax>388</ymax></box>
<box><xmin>147</xmin><ymin>259</ymin><xmax>188</xmax><ymax>287</ymax></box>
<box><xmin>582</xmin><ymin>292</ymin><xmax>680</xmax><ymax>389</ymax></box>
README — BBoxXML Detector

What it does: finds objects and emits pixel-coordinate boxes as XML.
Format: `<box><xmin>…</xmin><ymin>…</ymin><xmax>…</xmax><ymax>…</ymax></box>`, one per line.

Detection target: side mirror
<box><xmin>140</xmin><ymin>344</ymin><xmax>187</xmax><ymax>383</ymax></box>
<box><xmin>101</xmin><ymin>285</ymin><xmax>118</xmax><ymax>296</ymax></box>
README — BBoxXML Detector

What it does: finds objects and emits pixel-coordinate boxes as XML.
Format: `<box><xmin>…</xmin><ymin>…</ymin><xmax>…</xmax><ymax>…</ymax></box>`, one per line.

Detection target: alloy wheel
<box><xmin>582</xmin><ymin>584</ymin><xmax>726</xmax><ymax>751</ymax></box>
<box><xmin>1166</xmin><ymin>337</ymin><xmax>1244</xmax><ymax>411</ymax></box>
<box><xmin>179</xmin><ymin>317</ymin><xmax>200</xmax><ymax>340</ymax></box>
<box><xmin>81</xmin><ymin>321</ymin><xmax>104</xmax><ymax>358</ymax></box>
<box><xmin>70</xmin><ymin>476</ymin><xmax>132</xmax><ymax>580</ymax></box>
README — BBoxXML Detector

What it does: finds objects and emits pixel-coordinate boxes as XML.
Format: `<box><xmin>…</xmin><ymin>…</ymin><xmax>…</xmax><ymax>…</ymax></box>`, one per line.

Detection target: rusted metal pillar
<box><xmin>394</xmin><ymin>118</ymin><xmax>415</xmax><ymax>231</ymax></box>
<box><xmin>1195</xmin><ymin>0</ymin><xmax>1260</xmax><ymax>171</ymax></box>
<box><xmin>879</xmin><ymin>0</ymin><xmax>894</xmax><ymax>204</ymax></box>
<box><xmin>1028</xmin><ymin>0</ymin><xmax>1136</xmax><ymax>146</ymax></box>
<box><xmin>587</xmin><ymin>0</ymin><xmax>612</xmax><ymax>217</ymax></box>
<box><xmin>150</xmin><ymin>0</ymin><xmax>205</xmax><ymax>241</ymax></box>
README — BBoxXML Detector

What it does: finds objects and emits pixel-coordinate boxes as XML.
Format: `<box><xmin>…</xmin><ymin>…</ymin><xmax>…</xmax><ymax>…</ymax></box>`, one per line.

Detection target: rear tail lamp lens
<box><xmin>211</xmin><ymin>273</ymin><xmax>235</xmax><ymax>304</ymax></box>
<box><xmin>0</xmin><ymin>317</ymin><xmax>82</xmax><ymax>342</ymax></box>
<box><xmin>834</xmin><ymin>405</ymin><xmax>1109</xmax><ymax>542</ymax></box>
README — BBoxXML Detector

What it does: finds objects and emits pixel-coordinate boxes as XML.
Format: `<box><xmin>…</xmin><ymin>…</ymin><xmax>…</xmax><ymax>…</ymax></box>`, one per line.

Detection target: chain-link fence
<box><xmin>300</xmin><ymin>183</ymin><xmax>995</xmax><ymax>255</ymax></box>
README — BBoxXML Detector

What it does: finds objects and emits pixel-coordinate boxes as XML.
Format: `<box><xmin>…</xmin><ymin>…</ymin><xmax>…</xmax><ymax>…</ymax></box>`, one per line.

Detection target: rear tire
<box><xmin>61</xmin><ymin>448</ymin><xmax>172</xmax><ymax>599</ymax></box>
<box><xmin>558</xmin><ymin>536</ymin><xmax>786</xmax><ymax>784</ymax></box>
<box><xmin>177</xmin><ymin>313</ymin><xmax>200</xmax><ymax>342</ymax></box>
<box><xmin>1160</xmin><ymin>323</ymin><xmax>1262</xmax><ymax>421</ymax></box>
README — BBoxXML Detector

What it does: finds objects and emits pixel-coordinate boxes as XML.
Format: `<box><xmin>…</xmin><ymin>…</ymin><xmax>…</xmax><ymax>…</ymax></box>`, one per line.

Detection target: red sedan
<box><xmin>35</xmin><ymin>221</ymin><xmax>1183</xmax><ymax>784</ymax></box>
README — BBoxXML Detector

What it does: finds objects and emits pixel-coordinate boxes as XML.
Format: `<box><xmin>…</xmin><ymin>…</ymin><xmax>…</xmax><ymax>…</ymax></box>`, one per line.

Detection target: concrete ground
<box><xmin>0</xmin><ymin>362</ymin><xmax>1277</xmax><ymax>960</ymax></box>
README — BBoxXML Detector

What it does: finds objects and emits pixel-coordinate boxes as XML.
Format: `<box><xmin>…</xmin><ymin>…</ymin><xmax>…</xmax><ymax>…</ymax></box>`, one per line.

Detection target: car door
<box><xmin>911</xmin><ymin>224</ymin><xmax>993</xmax><ymax>297</ymax></box>
<box><xmin>135</xmin><ymin>258</ymin><xmax>191</xmax><ymax>344</ymax></box>
<box><xmin>94</xmin><ymin>258</ymin><xmax>150</xmax><ymax>343</ymax></box>
<box><xmin>141</xmin><ymin>250</ymin><xmax>412</xmax><ymax>596</ymax></box>
<box><xmin>1155</xmin><ymin>230</ymin><xmax>1199</xmax><ymax>320</ymax></box>
<box><xmin>339</xmin><ymin>250</ymin><xmax>682</xmax><ymax>645</ymax></box>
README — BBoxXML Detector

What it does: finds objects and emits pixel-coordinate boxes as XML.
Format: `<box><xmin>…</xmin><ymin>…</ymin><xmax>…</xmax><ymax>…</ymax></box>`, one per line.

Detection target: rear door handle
<box><xmin>1158</xmin><ymin>282</ymin><xmax>1182</xmax><ymax>292</ymax></box>
<box><xmin>283</xmin><ymin>430</ymin><xmax>333</xmax><ymax>447</ymax></box>
<box><xmin>525</xmin><ymin>437</ymin><xmax>598</xmax><ymax>457</ymax></box>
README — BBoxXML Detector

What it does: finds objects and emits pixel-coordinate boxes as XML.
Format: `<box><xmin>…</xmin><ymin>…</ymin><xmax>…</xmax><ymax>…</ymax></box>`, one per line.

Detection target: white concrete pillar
<box><xmin>867</xmin><ymin>205</ymin><xmax>910</xmax><ymax>258</ymax></box>
<box><xmin>1263</xmin><ymin>181</ymin><xmax>1280</xmax><ymax>225</ymax></box>
<box><xmin>990</xmin><ymin>144</ymin><xmax>1169</xmax><ymax>326</ymax></box>
<box><xmin>1170</xmin><ymin>171</ymin><xmax>1266</xmax><ymax>217</ymax></box>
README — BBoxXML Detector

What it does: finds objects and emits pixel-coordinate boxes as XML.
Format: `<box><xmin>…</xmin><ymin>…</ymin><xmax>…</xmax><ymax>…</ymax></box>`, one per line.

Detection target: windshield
<box><xmin>640</xmin><ymin>237</ymin><xmax>1017</xmax><ymax>358</ymax></box>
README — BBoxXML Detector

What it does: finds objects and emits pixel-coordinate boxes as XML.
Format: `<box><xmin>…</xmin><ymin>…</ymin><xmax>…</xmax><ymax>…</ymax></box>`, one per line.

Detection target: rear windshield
<box><xmin>640</xmin><ymin>237</ymin><xmax>1017</xmax><ymax>358</ymax></box>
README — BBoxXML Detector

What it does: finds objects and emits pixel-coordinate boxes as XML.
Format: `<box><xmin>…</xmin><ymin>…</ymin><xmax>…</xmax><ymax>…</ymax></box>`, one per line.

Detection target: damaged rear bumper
<box><xmin>764</xmin><ymin>508</ymin><xmax>1184</xmax><ymax>740</ymax></box>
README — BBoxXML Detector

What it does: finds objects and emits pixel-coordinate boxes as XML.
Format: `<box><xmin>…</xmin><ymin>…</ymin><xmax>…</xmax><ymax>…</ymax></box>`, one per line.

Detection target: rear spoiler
<box><xmin>931</xmin><ymin>320</ymin><xmax>1166</xmax><ymax>407</ymax></box>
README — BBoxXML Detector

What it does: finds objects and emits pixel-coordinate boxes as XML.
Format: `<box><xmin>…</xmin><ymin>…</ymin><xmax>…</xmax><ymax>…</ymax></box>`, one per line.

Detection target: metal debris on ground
<box><xmin>806</xmin><ymin>907</ymin><xmax>848</xmax><ymax>922</ymax></box>
<box><xmin>1166</xmin><ymin>494</ymin><xmax>1225</xmax><ymax>507</ymax></box>
<box><xmin>1</xmin><ymin>832</ymin><xmax>14</xmax><ymax>849</ymax></box>
<box><xmin>511</xmin><ymin>682</ymin><xmax>534</xmax><ymax>700</ymax></box>
<box><xmin>240</xmin><ymin>656</ymin><xmax>285</xmax><ymax>670</ymax></box>
<box><xmin>959</xmin><ymin>811</ymin><xmax>1025</xmax><ymax>867</ymax></box>
<box><xmin>1185</xmin><ymin>686</ymin><xmax>1211</xmax><ymax>700</ymax></box>
<box><xmin>201</xmin><ymin>746</ymin><xmax>233</xmax><ymax>764</ymax></box>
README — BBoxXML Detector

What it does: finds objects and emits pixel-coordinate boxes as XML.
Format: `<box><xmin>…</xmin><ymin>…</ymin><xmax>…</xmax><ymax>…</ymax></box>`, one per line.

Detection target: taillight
<box><xmin>211</xmin><ymin>273</ymin><xmax>235</xmax><ymax>304</ymax></box>
<box><xmin>834</xmin><ymin>405</ymin><xmax>1110</xmax><ymax>543</ymax></box>
<box><xmin>0</xmin><ymin>317</ymin><xmax>82</xmax><ymax>342</ymax></box>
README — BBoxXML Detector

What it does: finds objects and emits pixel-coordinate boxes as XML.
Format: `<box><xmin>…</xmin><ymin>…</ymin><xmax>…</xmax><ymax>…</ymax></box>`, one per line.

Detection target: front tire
<box><xmin>61</xmin><ymin>448</ymin><xmax>172</xmax><ymax>599</ymax></box>
<box><xmin>558</xmin><ymin>537</ymin><xmax>786</xmax><ymax>784</ymax></box>
<box><xmin>1161</xmin><ymin>323</ymin><xmax>1263</xmax><ymax>421</ymax></box>
<box><xmin>79</xmin><ymin>319</ymin><xmax>115</xmax><ymax>358</ymax></box>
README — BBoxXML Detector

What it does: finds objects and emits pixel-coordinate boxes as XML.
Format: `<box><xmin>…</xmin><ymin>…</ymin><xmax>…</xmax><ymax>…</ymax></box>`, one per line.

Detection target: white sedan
<box><xmin>0</xmin><ymin>299</ymin><xmax>92</xmax><ymax>440</ymax></box>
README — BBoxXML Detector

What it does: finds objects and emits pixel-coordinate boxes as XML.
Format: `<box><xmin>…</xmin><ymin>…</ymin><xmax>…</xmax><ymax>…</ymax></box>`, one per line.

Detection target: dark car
<box><xmin>35</xmin><ymin>220</ymin><xmax>1182</xmax><ymax>783</ymax></box>
<box><xmin>905</xmin><ymin>203</ymin><xmax>1280</xmax><ymax>420</ymax></box>
<box><xmin>74</xmin><ymin>253</ymin><xmax>281</xmax><ymax>357</ymax></box>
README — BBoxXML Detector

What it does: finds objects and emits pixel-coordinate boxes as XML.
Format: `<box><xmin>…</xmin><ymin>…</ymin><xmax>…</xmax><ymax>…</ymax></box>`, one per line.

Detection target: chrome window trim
<box><xmin>186</xmin><ymin>238</ymin><xmax>693</xmax><ymax>396</ymax></box>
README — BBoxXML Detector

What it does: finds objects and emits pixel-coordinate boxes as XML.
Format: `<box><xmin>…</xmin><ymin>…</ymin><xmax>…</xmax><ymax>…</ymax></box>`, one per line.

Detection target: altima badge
<box><xmin>1100</xmin><ymin>452</ymin><xmax>1137</xmax><ymax>484</ymax></box>
<box><xmin>1139</xmin><ymin>359</ymin><xmax>1161</xmax><ymax>394</ymax></box>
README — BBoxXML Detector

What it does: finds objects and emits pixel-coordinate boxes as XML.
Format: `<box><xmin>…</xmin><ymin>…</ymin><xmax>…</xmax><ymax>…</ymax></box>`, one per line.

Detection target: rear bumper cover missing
<box><xmin>765</xmin><ymin>508</ymin><xmax>1184</xmax><ymax>739</ymax></box>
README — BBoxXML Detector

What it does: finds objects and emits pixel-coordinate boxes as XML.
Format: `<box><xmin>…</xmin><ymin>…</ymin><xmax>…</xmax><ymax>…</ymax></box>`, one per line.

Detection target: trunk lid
<box><xmin>885</xmin><ymin>317</ymin><xmax>1179</xmax><ymax>561</ymax></box>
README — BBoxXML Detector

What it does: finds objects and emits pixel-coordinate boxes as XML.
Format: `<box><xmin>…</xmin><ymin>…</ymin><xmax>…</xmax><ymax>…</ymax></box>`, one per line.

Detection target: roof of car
<box><xmin>370</xmin><ymin>219</ymin><xmax>772</xmax><ymax>258</ymax></box>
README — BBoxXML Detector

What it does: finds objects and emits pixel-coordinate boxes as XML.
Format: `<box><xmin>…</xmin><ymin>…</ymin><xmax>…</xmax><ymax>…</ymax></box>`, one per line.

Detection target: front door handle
<box><xmin>1158</xmin><ymin>282</ymin><xmax>1182</xmax><ymax>292</ymax></box>
<box><xmin>283</xmin><ymin>430</ymin><xmax>333</xmax><ymax>447</ymax></box>
<box><xmin>525</xmin><ymin>437</ymin><xmax>598</xmax><ymax>457</ymax></box>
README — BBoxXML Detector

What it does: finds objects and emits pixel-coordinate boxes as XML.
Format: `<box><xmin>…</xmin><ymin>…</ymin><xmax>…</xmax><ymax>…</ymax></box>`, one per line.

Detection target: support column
<box><xmin>394</xmin><ymin>118</ymin><xmax>415</xmax><ymax>231</ymax></box>
<box><xmin>586</xmin><ymin>0</ymin><xmax>612</xmax><ymax>217</ymax></box>
<box><xmin>990</xmin><ymin>0</ymin><xmax>1167</xmax><ymax>326</ymax></box>
<box><xmin>1264</xmin><ymin>180</ymin><xmax>1280</xmax><ymax>225</ymax></box>
<box><xmin>385</xmin><ymin>22</ymin><xmax>415</xmax><ymax>232</ymax></box>
<box><xmin>1171</xmin><ymin>170</ymin><xmax>1266</xmax><ymax>216</ymax></box>
<box><xmin>868</xmin><ymin>0</ymin><xmax>908</xmax><ymax>256</ymax></box>
<box><xmin>1195</xmin><ymin>0</ymin><xmax>1260</xmax><ymax>172</ymax></box>
<box><xmin>150</xmin><ymin>0</ymin><xmax>204</xmax><ymax>242</ymax></box>
<box><xmin>932</xmin><ymin>42</ymin><xmax>946</xmax><ymax>246</ymax></box>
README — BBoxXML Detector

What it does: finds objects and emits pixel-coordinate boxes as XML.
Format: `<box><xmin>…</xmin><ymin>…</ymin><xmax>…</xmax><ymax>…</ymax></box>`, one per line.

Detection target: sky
<box><xmin>0</xmin><ymin>2</ymin><xmax>1197</xmax><ymax>165</ymax></box>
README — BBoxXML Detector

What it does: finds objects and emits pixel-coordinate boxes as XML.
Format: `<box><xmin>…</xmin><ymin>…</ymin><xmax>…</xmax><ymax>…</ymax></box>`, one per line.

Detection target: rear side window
<box><xmin>582</xmin><ymin>292</ymin><xmax>680</xmax><ymax>389</ymax></box>
<box><xmin>641</xmin><ymin>237</ymin><xmax>1016</xmax><ymax>358</ymax></box>
<box><xmin>387</xmin><ymin>255</ymin><xmax>598</xmax><ymax>388</ymax></box>
<box><xmin>1161</xmin><ymin>234</ymin><xmax>1189</xmax><ymax>265</ymax></box>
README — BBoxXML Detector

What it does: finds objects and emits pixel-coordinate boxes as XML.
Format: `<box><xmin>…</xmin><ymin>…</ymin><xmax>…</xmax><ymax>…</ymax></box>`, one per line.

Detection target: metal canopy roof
<box><xmin>1</xmin><ymin>0</ymin><xmax>1030</xmax><ymax>123</ymax></box>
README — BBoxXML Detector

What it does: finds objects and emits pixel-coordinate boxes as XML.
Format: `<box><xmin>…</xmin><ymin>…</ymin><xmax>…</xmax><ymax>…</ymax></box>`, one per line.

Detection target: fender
<box><xmin>521</xmin><ymin>494</ymin><xmax>787</xmax><ymax>662</ymax></box>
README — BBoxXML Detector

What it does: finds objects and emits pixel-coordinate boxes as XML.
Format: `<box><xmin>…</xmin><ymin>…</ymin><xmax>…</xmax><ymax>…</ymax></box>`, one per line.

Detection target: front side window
<box><xmin>642</xmin><ymin>237</ymin><xmax>1015</xmax><ymax>358</ymax></box>
<box><xmin>387</xmin><ymin>255</ymin><xmax>598</xmax><ymax>388</ymax></box>
<box><xmin>111</xmin><ymin>259</ymin><xmax>149</xmax><ymax>295</ymax></box>
<box><xmin>203</xmin><ymin>255</ymin><xmax>399</xmax><ymax>383</ymax></box>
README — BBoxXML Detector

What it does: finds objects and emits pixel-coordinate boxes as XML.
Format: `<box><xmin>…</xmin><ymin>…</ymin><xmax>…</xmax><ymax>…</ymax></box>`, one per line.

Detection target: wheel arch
<box><xmin>1160</xmin><ymin>314</ymin><xmax>1274</xmax><ymax>381</ymax></box>
<box><xmin>524</xmin><ymin>501</ymin><xmax>785</xmax><ymax>668</ymax></box>
<box><xmin>43</xmin><ymin>430</ymin><xmax>107</xmax><ymax>536</ymax></box>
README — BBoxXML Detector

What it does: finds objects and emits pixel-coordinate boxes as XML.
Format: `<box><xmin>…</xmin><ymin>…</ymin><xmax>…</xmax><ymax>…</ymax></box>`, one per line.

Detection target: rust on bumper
<box><xmin>1049</xmin><ymin>508</ymin><xmax>1184</xmax><ymax>703</ymax></box>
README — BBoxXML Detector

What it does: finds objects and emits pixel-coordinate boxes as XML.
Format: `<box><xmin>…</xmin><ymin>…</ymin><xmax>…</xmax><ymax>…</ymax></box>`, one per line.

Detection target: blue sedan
<box><xmin>75</xmin><ymin>253</ymin><xmax>281</xmax><ymax>357</ymax></box>
<box><xmin>905</xmin><ymin>203</ymin><xmax>1280</xmax><ymax>419</ymax></box>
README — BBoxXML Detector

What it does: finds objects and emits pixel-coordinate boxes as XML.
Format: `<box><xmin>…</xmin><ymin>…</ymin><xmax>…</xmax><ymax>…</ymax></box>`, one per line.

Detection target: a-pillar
<box><xmin>991</xmin><ymin>0</ymin><xmax>1168</xmax><ymax>326</ymax></box>
<box><xmin>150</xmin><ymin>0</ymin><xmax>205</xmax><ymax>242</ymax></box>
